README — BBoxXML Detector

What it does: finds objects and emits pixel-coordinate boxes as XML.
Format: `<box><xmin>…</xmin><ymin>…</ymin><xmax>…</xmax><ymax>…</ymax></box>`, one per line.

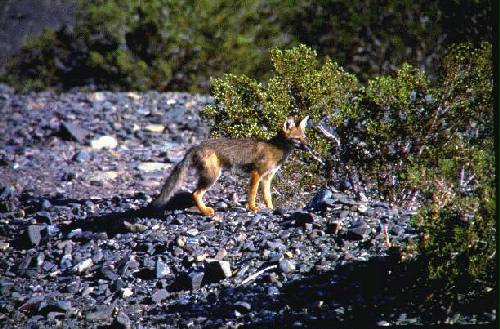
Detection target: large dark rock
<box><xmin>17</xmin><ymin>225</ymin><xmax>48</xmax><ymax>248</ymax></box>
<box><xmin>290</xmin><ymin>211</ymin><xmax>314</xmax><ymax>227</ymax></box>
<box><xmin>59</xmin><ymin>122</ymin><xmax>89</xmax><ymax>143</ymax></box>
<box><xmin>204</xmin><ymin>260</ymin><xmax>232</xmax><ymax>283</ymax></box>
<box><xmin>347</xmin><ymin>221</ymin><xmax>371</xmax><ymax>241</ymax></box>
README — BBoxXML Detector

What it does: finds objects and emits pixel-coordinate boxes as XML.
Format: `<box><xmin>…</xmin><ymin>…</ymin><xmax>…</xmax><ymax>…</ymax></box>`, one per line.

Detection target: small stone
<box><xmin>176</xmin><ymin>236</ymin><xmax>186</xmax><ymax>247</ymax></box>
<box><xmin>279</xmin><ymin>259</ymin><xmax>296</xmax><ymax>274</ymax></box>
<box><xmin>74</xmin><ymin>258</ymin><xmax>93</xmax><ymax>272</ymax></box>
<box><xmin>137</xmin><ymin>162</ymin><xmax>170</xmax><ymax>173</ymax></box>
<box><xmin>89</xmin><ymin>171</ymin><xmax>119</xmax><ymax>182</ymax></box>
<box><xmin>215</xmin><ymin>248</ymin><xmax>227</xmax><ymax>260</ymax></box>
<box><xmin>306</xmin><ymin>189</ymin><xmax>332</xmax><ymax>210</ymax></box>
<box><xmin>155</xmin><ymin>259</ymin><xmax>170</xmax><ymax>279</ymax></box>
<box><xmin>55</xmin><ymin>301</ymin><xmax>73</xmax><ymax>312</ymax></box>
<box><xmin>151</xmin><ymin>289</ymin><xmax>168</xmax><ymax>303</ymax></box>
<box><xmin>188</xmin><ymin>271</ymin><xmax>204</xmax><ymax>290</ymax></box>
<box><xmin>121</xmin><ymin>287</ymin><xmax>133</xmax><ymax>298</ymax></box>
<box><xmin>90</xmin><ymin>135</ymin><xmax>118</xmax><ymax>149</ymax></box>
<box><xmin>73</xmin><ymin>150</ymin><xmax>91</xmax><ymax>163</ymax></box>
<box><xmin>144</xmin><ymin>124</ymin><xmax>165</xmax><ymax>133</ymax></box>
<box><xmin>377</xmin><ymin>320</ymin><xmax>391</xmax><ymax>326</ymax></box>
<box><xmin>0</xmin><ymin>242</ymin><xmax>9</xmax><ymax>251</ymax></box>
<box><xmin>0</xmin><ymin>185</ymin><xmax>14</xmax><ymax>200</ymax></box>
<box><xmin>357</xmin><ymin>203</ymin><xmax>368</xmax><ymax>213</ymax></box>
<box><xmin>123</xmin><ymin>221</ymin><xmax>147</xmax><ymax>233</ymax></box>
<box><xmin>233</xmin><ymin>301</ymin><xmax>252</xmax><ymax>314</ymax></box>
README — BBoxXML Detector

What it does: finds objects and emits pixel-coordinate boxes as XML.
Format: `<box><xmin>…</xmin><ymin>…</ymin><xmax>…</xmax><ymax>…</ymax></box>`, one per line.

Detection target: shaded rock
<box><xmin>205</xmin><ymin>260</ymin><xmax>232</xmax><ymax>283</ymax></box>
<box><xmin>173</xmin><ymin>271</ymin><xmax>205</xmax><ymax>291</ymax></box>
<box><xmin>86</xmin><ymin>304</ymin><xmax>114</xmax><ymax>321</ymax></box>
<box><xmin>25</xmin><ymin>225</ymin><xmax>47</xmax><ymax>247</ymax></box>
<box><xmin>35</xmin><ymin>211</ymin><xmax>52</xmax><ymax>224</ymax></box>
<box><xmin>306</xmin><ymin>189</ymin><xmax>332</xmax><ymax>210</ymax></box>
<box><xmin>0</xmin><ymin>185</ymin><xmax>14</xmax><ymax>200</ymax></box>
<box><xmin>39</xmin><ymin>301</ymin><xmax>72</xmax><ymax>315</ymax></box>
<box><xmin>59</xmin><ymin>122</ymin><xmax>89</xmax><ymax>143</ymax></box>
<box><xmin>290</xmin><ymin>211</ymin><xmax>314</xmax><ymax>227</ymax></box>
<box><xmin>347</xmin><ymin>221</ymin><xmax>370</xmax><ymax>240</ymax></box>
<box><xmin>326</xmin><ymin>221</ymin><xmax>342</xmax><ymax>235</ymax></box>
<box><xmin>112</xmin><ymin>311</ymin><xmax>131</xmax><ymax>329</ymax></box>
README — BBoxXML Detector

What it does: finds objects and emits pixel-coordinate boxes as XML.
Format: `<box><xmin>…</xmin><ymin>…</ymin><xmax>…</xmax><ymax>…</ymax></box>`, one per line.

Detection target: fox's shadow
<box><xmin>61</xmin><ymin>191</ymin><xmax>195</xmax><ymax>236</ymax></box>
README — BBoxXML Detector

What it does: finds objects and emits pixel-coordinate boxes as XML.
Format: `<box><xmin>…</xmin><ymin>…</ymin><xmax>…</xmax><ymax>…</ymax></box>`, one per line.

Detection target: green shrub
<box><xmin>411</xmin><ymin>42</ymin><xmax>495</xmax><ymax>293</ymax></box>
<box><xmin>204</xmin><ymin>43</ymin><xmax>495</xmax><ymax>296</ymax></box>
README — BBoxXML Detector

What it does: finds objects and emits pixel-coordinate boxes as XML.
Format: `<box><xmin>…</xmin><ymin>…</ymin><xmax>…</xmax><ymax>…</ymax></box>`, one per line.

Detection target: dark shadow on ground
<box><xmin>60</xmin><ymin>191</ymin><xmax>196</xmax><ymax>236</ymax></box>
<box><xmin>160</xmin><ymin>256</ymin><xmax>497</xmax><ymax>328</ymax></box>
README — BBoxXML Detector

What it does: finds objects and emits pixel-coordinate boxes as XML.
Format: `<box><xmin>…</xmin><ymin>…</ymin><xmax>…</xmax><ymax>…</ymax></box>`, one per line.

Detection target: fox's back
<box><xmin>192</xmin><ymin>138</ymin><xmax>286</xmax><ymax>169</ymax></box>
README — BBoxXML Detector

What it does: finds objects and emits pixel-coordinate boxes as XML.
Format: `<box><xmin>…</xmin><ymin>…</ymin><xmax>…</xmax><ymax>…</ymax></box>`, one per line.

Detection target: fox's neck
<box><xmin>268</xmin><ymin>131</ymin><xmax>295</xmax><ymax>159</ymax></box>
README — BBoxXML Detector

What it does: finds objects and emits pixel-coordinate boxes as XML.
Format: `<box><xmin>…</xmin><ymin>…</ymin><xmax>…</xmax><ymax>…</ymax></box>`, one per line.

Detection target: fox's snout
<box><xmin>292</xmin><ymin>137</ymin><xmax>308</xmax><ymax>150</ymax></box>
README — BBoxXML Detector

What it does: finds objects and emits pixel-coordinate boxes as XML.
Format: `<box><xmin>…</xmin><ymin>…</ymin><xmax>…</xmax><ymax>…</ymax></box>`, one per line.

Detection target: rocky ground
<box><xmin>0</xmin><ymin>85</ymin><xmax>495</xmax><ymax>328</ymax></box>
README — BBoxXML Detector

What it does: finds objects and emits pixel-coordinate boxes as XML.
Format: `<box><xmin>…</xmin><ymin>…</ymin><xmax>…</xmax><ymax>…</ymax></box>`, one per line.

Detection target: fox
<box><xmin>150</xmin><ymin>116</ymin><xmax>309</xmax><ymax>216</ymax></box>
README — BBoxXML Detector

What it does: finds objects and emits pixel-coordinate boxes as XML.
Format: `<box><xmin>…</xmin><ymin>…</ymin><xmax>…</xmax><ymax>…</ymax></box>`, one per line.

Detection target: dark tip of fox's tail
<box><xmin>149</xmin><ymin>151</ymin><xmax>192</xmax><ymax>210</ymax></box>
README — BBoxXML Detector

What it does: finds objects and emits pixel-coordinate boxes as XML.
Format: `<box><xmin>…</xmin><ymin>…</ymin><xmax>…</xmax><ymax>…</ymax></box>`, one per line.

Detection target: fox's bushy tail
<box><xmin>150</xmin><ymin>150</ymin><xmax>193</xmax><ymax>209</ymax></box>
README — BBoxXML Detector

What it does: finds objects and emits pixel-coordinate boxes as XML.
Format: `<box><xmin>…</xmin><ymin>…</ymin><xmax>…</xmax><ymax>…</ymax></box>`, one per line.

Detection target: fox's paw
<box><xmin>200</xmin><ymin>207</ymin><xmax>215</xmax><ymax>216</ymax></box>
<box><xmin>248</xmin><ymin>205</ymin><xmax>260</xmax><ymax>213</ymax></box>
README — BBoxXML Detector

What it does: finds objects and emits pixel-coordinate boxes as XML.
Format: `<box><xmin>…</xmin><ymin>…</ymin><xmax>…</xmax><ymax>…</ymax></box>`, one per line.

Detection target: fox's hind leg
<box><xmin>192</xmin><ymin>153</ymin><xmax>220</xmax><ymax>216</ymax></box>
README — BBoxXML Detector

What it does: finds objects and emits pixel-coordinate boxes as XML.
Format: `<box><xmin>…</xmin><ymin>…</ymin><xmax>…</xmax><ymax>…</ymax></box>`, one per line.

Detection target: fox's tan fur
<box><xmin>150</xmin><ymin>116</ymin><xmax>309</xmax><ymax>216</ymax></box>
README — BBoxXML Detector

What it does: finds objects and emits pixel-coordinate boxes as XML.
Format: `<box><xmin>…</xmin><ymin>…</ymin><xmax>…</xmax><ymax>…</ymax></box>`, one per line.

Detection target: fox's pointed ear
<box><xmin>298</xmin><ymin>116</ymin><xmax>309</xmax><ymax>130</ymax></box>
<box><xmin>283</xmin><ymin>117</ymin><xmax>295</xmax><ymax>132</ymax></box>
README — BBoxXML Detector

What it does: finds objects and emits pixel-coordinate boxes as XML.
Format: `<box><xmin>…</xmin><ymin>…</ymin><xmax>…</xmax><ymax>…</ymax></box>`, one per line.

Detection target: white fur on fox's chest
<box><xmin>261</xmin><ymin>165</ymin><xmax>281</xmax><ymax>179</ymax></box>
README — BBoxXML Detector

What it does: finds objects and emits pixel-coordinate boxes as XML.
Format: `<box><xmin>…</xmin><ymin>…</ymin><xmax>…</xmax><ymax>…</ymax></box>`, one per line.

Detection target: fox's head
<box><xmin>282</xmin><ymin>116</ymin><xmax>309</xmax><ymax>150</ymax></box>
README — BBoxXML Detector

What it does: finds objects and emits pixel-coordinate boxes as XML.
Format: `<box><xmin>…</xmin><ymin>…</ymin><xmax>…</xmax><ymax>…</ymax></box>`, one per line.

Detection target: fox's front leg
<box><xmin>261</xmin><ymin>172</ymin><xmax>275</xmax><ymax>209</ymax></box>
<box><xmin>248</xmin><ymin>170</ymin><xmax>261</xmax><ymax>212</ymax></box>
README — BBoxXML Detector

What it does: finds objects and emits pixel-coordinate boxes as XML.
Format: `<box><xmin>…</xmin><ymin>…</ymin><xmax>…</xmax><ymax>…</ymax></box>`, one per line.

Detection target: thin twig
<box><xmin>241</xmin><ymin>265</ymin><xmax>277</xmax><ymax>285</ymax></box>
<box><xmin>316</xmin><ymin>124</ymin><xmax>341</xmax><ymax>148</ymax></box>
